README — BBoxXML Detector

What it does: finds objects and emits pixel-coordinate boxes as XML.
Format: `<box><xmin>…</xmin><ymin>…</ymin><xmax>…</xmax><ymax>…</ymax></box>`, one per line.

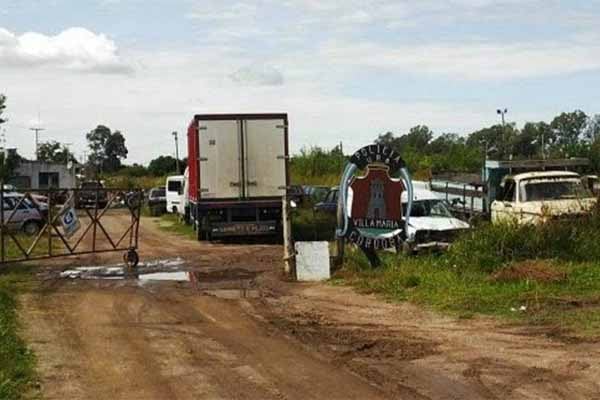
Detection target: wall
<box><xmin>13</xmin><ymin>161</ymin><xmax>77</xmax><ymax>189</ymax></box>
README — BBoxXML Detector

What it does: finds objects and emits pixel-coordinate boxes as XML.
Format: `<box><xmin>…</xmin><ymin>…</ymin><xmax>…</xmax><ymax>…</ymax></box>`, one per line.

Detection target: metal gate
<box><xmin>0</xmin><ymin>186</ymin><xmax>142</xmax><ymax>265</ymax></box>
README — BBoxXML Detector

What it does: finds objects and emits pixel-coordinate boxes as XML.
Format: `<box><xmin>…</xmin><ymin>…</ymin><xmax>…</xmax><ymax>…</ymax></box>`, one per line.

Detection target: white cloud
<box><xmin>318</xmin><ymin>40</ymin><xmax>600</xmax><ymax>80</ymax></box>
<box><xmin>186</xmin><ymin>2</ymin><xmax>257</xmax><ymax>22</ymax></box>
<box><xmin>0</xmin><ymin>27</ymin><xmax>132</xmax><ymax>74</ymax></box>
<box><xmin>230</xmin><ymin>64</ymin><xmax>284</xmax><ymax>86</ymax></box>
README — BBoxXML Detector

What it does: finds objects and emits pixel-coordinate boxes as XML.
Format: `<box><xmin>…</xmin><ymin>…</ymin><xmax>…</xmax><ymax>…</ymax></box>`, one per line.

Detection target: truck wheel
<box><xmin>23</xmin><ymin>220</ymin><xmax>41</xmax><ymax>236</ymax></box>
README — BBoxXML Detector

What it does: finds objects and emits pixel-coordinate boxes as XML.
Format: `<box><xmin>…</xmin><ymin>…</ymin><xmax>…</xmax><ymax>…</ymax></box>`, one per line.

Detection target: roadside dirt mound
<box><xmin>490</xmin><ymin>260</ymin><xmax>567</xmax><ymax>283</ymax></box>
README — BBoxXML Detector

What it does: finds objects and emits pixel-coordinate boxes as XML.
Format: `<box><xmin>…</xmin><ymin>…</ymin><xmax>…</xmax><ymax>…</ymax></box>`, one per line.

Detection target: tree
<box><xmin>427</xmin><ymin>133</ymin><xmax>463</xmax><ymax>154</ymax></box>
<box><xmin>585</xmin><ymin>114</ymin><xmax>600</xmax><ymax>142</ymax></box>
<box><xmin>86</xmin><ymin>125</ymin><xmax>128</xmax><ymax>173</ymax></box>
<box><xmin>0</xmin><ymin>150</ymin><xmax>22</xmax><ymax>181</ymax></box>
<box><xmin>467</xmin><ymin>124</ymin><xmax>517</xmax><ymax>160</ymax></box>
<box><xmin>0</xmin><ymin>94</ymin><xmax>6</xmax><ymax>125</ymax></box>
<box><xmin>38</xmin><ymin>141</ymin><xmax>76</xmax><ymax>164</ymax></box>
<box><xmin>376</xmin><ymin>125</ymin><xmax>433</xmax><ymax>153</ymax></box>
<box><xmin>550</xmin><ymin>110</ymin><xmax>588</xmax><ymax>156</ymax></box>
<box><xmin>148</xmin><ymin>155</ymin><xmax>178</xmax><ymax>176</ymax></box>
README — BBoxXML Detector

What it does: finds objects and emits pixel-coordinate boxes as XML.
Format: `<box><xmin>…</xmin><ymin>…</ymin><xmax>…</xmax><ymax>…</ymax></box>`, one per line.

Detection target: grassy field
<box><xmin>336</xmin><ymin>212</ymin><xmax>600</xmax><ymax>337</ymax></box>
<box><xmin>0</xmin><ymin>265</ymin><xmax>37</xmax><ymax>399</ymax></box>
<box><xmin>154</xmin><ymin>213</ymin><xmax>196</xmax><ymax>240</ymax></box>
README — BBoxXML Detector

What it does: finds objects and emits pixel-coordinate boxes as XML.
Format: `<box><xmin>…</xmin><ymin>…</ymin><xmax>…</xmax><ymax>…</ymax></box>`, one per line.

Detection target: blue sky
<box><xmin>1</xmin><ymin>0</ymin><xmax>599</xmax><ymax>163</ymax></box>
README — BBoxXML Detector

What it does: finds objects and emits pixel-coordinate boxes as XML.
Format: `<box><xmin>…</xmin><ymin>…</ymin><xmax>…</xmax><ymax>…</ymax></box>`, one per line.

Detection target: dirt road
<box><xmin>21</xmin><ymin>213</ymin><xmax>600</xmax><ymax>399</ymax></box>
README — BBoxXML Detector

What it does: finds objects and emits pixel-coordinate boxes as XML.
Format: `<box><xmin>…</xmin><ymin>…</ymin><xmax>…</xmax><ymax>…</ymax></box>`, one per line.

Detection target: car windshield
<box><xmin>151</xmin><ymin>188</ymin><xmax>165</xmax><ymax>197</ymax></box>
<box><xmin>167</xmin><ymin>181</ymin><xmax>182</xmax><ymax>192</ymax></box>
<box><xmin>81</xmin><ymin>182</ymin><xmax>101</xmax><ymax>189</ymax></box>
<box><xmin>520</xmin><ymin>178</ymin><xmax>592</xmax><ymax>202</ymax></box>
<box><xmin>407</xmin><ymin>199</ymin><xmax>453</xmax><ymax>218</ymax></box>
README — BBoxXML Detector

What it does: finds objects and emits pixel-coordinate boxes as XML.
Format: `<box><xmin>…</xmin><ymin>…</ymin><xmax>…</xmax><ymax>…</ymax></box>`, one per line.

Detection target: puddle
<box><xmin>138</xmin><ymin>271</ymin><xmax>191</xmax><ymax>282</ymax></box>
<box><xmin>58</xmin><ymin>258</ymin><xmax>261</xmax><ymax>299</ymax></box>
<box><xmin>60</xmin><ymin>258</ymin><xmax>185</xmax><ymax>280</ymax></box>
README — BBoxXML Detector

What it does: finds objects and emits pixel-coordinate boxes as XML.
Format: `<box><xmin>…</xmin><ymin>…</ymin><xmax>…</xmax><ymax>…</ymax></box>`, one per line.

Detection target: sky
<box><xmin>1</xmin><ymin>0</ymin><xmax>599</xmax><ymax>164</ymax></box>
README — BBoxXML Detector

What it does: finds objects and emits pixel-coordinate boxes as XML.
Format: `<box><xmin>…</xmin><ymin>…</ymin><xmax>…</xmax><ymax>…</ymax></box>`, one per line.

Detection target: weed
<box><xmin>0</xmin><ymin>265</ymin><xmax>38</xmax><ymax>399</ymax></box>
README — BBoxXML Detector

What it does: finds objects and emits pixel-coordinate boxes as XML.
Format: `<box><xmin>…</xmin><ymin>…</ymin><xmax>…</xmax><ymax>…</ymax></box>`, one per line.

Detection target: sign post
<box><xmin>336</xmin><ymin>144</ymin><xmax>413</xmax><ymax>267</ymax></box>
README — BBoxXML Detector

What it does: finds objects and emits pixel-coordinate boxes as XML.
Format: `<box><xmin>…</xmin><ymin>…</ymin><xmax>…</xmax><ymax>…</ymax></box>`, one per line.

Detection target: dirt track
<box><xmin>21</xmin><ymin>213</ymin><xmax>600</xmax><ymax>399</ymax></box>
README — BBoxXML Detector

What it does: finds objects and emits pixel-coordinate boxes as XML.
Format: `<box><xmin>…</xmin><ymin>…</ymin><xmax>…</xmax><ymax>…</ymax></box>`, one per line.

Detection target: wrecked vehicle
<box><xmin>491</xmin><ymin>171</ymin><xmax>597</xmax><ymax>225</ymax></box>
<box><xmin>402</xmin><ymin>188</ymin><xmax>470</xmax><ymax>253</ymax></box>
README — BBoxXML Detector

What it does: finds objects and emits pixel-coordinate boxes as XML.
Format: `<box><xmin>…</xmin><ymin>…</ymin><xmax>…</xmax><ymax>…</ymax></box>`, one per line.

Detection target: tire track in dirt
<box><xmin>20</xmin><ymin>213</ymin><xmax>600</xmax><ymax>399</ymax></box>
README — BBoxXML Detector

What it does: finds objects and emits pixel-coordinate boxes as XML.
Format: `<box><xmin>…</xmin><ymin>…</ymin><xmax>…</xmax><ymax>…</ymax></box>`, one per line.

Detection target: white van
<box><xmin>165</xmin><ymin>175</ymin><xmax>184</xmax><ymax>214</ymax></box>
<box><xmin>178</xmin><ymin>168</ymin><xmax>189</xmax><ymax>220</ymax></box>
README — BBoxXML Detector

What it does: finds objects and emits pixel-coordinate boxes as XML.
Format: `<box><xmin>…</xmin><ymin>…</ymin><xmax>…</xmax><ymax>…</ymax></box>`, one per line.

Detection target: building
<box><xmin>10</xmin><ymin>160</ymin><xmax>79</xmax><ymax>189</ymax></box>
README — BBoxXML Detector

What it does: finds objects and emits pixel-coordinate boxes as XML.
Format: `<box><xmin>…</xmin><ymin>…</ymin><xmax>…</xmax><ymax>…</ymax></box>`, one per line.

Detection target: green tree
<box><xmin>585</xmin><ymin>114</ymin><xmax>600</xmax><ymax>142</ymax></box>
<box><xmin>377</xmin><ymin>125</ymin><xmax>433</xmax><ymax>153</ymax></box>
<box><xmin>37</xmin><ymin>141</ymin><xmax>76</xmax><ymax>164</ymax></box>
<box><xmin>86</xmin><ymin>125</ymin><xmax>128</xmax><ymax>173</ymax></box>
<box><xmin>467</xmin><ymin>124</ymin><xmax>517</xmax><ymax>160</ymax></box>
<box><xmin>0</xmin><ymin>150</ymin><xmax>22</xmax><ymax>181</ymax></box>
<box><xmin>148</xmin><ymin>155</ymin><xmax>178</xmax><ymax>176</ymax></box>
<box><xmin>550</xmin><ymin>110</ymin><xmax>588</xmax><ymax>156</ymax></box>
<box><xmin>119</xmin><ymin>164</ymin><xmax>149</xmax><ymax>177</ymax></box>
<box><xmin>0</xmin><ymin>94</ymin><xmax>6</xmax><ymax>125</ymax></box>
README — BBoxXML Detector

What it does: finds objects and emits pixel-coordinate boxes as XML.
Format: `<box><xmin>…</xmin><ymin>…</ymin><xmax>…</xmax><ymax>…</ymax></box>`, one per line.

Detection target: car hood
<box><xmin>408</xmin><ymin>216</ymin><xmax>470</xmax><ymax>231</ymax></box>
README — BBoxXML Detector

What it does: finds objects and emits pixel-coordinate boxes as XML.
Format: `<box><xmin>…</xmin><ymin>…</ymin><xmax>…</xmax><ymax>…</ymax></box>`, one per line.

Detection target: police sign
<box><xmin>337</xmin><ymin>144</ymin><xmax>413</xmax><ymax>256</ymax></box>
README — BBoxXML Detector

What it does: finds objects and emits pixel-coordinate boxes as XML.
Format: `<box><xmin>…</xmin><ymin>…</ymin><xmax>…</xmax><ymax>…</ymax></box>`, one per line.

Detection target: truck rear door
<box><xmin>199</xmin><ymin>119</ymin><xmax>242</xmax><ymax>199</ymax></box>
<box><xmin>243</xmin><ymin>118</ymin><xmax>287</xmax><ymax>198</ymax></box>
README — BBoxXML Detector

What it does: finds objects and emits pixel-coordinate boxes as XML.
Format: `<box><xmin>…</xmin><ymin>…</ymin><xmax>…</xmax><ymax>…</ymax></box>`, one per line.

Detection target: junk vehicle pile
<box><xmin>430</xmin><ymin>158</ymin><xmax>598</xmax><ymax>225</ymax></box>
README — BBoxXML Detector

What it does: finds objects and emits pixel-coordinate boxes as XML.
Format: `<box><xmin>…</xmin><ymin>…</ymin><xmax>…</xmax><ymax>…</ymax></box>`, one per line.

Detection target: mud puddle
<box><xmin>59</xmin><ymin>259</ymin><xmax>261</xmax><ymax>299</ymax></box>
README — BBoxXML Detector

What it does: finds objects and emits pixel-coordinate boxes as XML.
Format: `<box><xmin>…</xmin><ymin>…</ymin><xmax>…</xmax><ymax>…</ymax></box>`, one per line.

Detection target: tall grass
<box><xmin>0</xmin><ymin>266</ymin><xmax>37</xmax><ymax>399</ymax></box>
<box><xmin>445</xmin><ymin>207</ymin><xmax>600</xmax><ymax>272</ymax></box>
<box><xmin>338</xmin><ymin>206</ymin><xmax>600</xmax><ymax>335</ymax></box>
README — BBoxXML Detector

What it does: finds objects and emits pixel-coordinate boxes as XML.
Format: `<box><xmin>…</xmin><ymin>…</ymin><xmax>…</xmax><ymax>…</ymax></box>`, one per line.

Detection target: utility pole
<box><xmin>496</xmin><ymin>108</ymin><xmax>508</xmax><ymax>159</ymax></box>
<box><xmin>30</xmin><ymin>126</ymin><xmax>45</xmax><ymax>160</ymax></box>
<box><xmin>172</xmin><ymin>131</ymin><xmax>180</xmax><ymax>173</ymax></box>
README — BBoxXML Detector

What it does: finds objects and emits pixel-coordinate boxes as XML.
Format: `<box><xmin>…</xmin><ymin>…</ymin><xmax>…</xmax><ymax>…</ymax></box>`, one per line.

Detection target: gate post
<box><xmin>282</xmin><ymin>196</ymin><xmax>295</xmax><ymax>278</ymax></box>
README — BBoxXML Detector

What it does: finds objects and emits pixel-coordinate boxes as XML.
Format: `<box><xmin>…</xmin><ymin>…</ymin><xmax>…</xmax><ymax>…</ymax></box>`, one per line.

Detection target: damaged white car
<box><xmin>491</xmin><ymin>171</ymin><xmax>597</xmax><ymax>225</ymax></box>
<box><xmin>402</xmin><ymin>188</ymin><xmax>470</xmax><ymax>254</ymax></box>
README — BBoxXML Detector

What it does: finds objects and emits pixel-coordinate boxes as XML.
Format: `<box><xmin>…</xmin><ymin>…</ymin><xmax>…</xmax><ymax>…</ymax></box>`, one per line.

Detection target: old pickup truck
<box><xmin>491</xmin><ymin>171</ymin><xmax>597</xmax><ymax>224</ymax></box>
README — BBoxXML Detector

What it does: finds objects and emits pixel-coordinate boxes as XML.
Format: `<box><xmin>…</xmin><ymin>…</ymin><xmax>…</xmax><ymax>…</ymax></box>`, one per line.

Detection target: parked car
<box><xmin>2</xmin><ymin>192</ymin><xmax>48</xmax><ymax>235</ymax></box>
<box><xmin>76</xmin><ymin>181</ymin><xmax>108</xmax><ymax>209</ymax></box>
<box><xmin>318</xmin><ymin>186</ymin><xmax>469</xmax><ymax>253</ymax></box>
<box><xmin>314</xmin><ymin>187</ymin><xmax>338</xmax><ymax>214</ymax></box>
<box><xmin>402</xmin><ymin>189</ymin><xmax>470</xmax><ymax>253</ymax></box>
<box><xmin>147</xmin><ymin>187</ymin><xmax>166</xmax><ymax>216</ymax></box>
<box><xmin>305</xmin><ymin>185</ymin><xmax>330</xmax><ymax>203</ymax></box>
<box><xmin>166</xmin><ymin>175</ymin><xmax>184</xmax><ymax>214</ymax></box>
<box><xmin>491</xmin><ymin>171</ymin><xmax>597</xmax><ymax>225</ymax></box>
<box><xmin>287</xmin><ymin>185</ymin><xmax>305</xmax><ymax>204</ymax></box>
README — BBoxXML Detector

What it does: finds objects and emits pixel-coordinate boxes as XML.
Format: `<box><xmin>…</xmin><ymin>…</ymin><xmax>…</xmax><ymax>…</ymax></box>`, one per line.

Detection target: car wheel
<box><xmin>23</xmin><ymin>220</ymin><xmax>41</xmax><ymax>236</ymax></box>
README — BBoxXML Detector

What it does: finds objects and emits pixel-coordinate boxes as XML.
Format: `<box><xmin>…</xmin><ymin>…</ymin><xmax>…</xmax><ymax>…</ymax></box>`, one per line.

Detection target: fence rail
<box><xmin>0</xmin><ymin>187</ymin><xmax>142</xmax><ymax>265</ymax></box>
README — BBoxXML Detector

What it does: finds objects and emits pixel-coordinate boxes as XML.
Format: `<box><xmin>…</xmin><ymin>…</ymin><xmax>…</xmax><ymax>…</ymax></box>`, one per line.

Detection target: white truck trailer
<box><xmin>186</xmin><ymin>114</ymin><xmax>289</xmax><ymax>240</ymax></box>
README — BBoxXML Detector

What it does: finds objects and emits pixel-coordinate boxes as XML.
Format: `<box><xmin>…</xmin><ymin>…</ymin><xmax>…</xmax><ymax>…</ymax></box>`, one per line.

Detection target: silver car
<box><xmin>2</xmin><ymin>193</ymin><xmax>47</xmax><ymax>235</ymax></box>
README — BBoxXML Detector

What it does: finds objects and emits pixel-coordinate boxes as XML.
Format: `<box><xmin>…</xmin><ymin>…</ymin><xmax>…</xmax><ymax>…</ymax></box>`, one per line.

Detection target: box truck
<box><xmin>186</xmin><ymin>113</ymin><xmax>289</xmax><ymax>240</ymax></box>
